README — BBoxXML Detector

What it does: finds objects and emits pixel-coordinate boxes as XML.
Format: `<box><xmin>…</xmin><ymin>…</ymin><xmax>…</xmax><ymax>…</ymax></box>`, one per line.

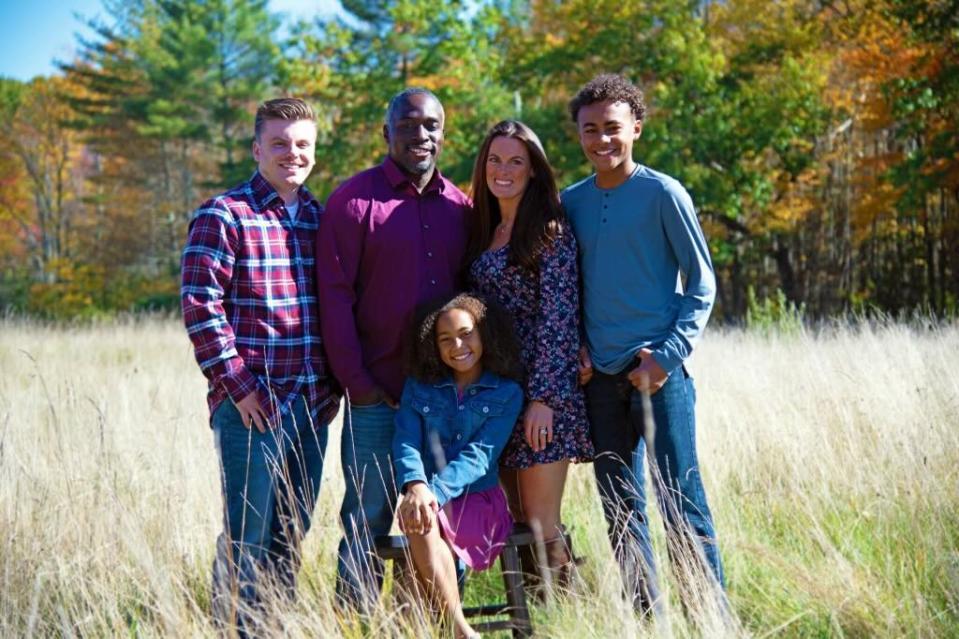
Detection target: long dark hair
<box><xmin>464</xmin><ymin>120</ymin><xmax>566</xmax><ymax>272</ymax></box>
<box><xmin>406</xmin><ymin>292</ymin><xmax>523</xmax><ymax>385</ymax></box>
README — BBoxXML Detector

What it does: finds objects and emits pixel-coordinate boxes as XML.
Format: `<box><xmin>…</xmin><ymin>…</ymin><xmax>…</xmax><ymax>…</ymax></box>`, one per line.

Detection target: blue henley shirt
<box><xmin>561</xmin><ymin>164</ymin><xmax>716</xmax><ymax>375</ymax></box>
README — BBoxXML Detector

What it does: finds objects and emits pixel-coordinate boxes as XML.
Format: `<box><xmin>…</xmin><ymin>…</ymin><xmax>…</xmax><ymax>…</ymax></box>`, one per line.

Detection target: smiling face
<box><xmin>485</xmin><ymin>135</ymin><xmax>533</xmax><ymax>207</ymax></box>
<box><xmin>384</xmin><ymin>92</ymin><xmax>445</xmax><ymax>183</ymax></box>
<box><xmin>435</xmin><ymin>307</ymin><xmax>484</xmax><ymax>387</ymax></box>
<box><xmin>252</xmin><ymin>118</ymin><xmax>317</xmax><ymax>203</ymax></box>
<box><xmin>576</xmin><ymin>99</ymin><xmax>642</xmax><ymax>186</ymax></box>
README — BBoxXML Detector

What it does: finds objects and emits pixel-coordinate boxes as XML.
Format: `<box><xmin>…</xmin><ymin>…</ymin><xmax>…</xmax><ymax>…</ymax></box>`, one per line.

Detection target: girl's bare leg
<box><xmin>407</xmin><ymin>525</ymin><xmax>475</xmax><ymax>638</ymax></box>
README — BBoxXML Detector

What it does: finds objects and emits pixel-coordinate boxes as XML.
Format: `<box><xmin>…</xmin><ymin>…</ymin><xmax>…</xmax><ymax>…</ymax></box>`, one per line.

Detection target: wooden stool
<box><xmin>374</xmin><ymin>523</ymin><xmax>535</xmax><ymax>638</ymax></box>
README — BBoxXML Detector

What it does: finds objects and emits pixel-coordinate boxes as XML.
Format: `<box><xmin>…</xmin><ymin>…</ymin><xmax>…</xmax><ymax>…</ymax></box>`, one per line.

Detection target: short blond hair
<box><xmin>254</xmin><ymin>98</ymin><xmax>315</xmax><ymax>139</ymax></box>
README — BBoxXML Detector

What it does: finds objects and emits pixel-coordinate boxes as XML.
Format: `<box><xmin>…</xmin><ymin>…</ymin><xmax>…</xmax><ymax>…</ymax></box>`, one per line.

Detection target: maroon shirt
<box><xmin>317</xmin><ymin>158</ymin><xmax>470</xmax><ymax>401</ymax></box>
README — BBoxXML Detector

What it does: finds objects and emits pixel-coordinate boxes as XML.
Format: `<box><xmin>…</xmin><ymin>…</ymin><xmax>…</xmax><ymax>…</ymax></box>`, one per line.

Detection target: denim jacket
<box><xmin>392</xmin><ymin>371</ymin><xmax>523</xmax><ymax>507</ymax></box>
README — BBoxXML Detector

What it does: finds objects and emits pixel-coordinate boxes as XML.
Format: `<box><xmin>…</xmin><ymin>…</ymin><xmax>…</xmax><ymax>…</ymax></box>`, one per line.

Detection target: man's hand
<box><xmin>234</xmin><ymin>390</ymin><xmax>269</xmax><ymax>433</ymax></box>
<box><xmin>350</xmin><ymin>386</ymin><xmax>398</xmax><ymax>409</ymax></box>
<box><xmin>578</xmin><ymin>346</ymin><xmax>593</xmax><ymax>386</ymax></box>
<box><xmin>398</xmin><ymin>482</ymin><xmax>438</xmax><ymax>535</ymax></box>
<box><xmin>523</xmin><ymin>400</ymin><xmax>554</xmax><ymax>452</ymax></box>
<box><xmin>627</xmin><ymin>348</ymin><xmax>669</xmax><ymax>395</ymax></box>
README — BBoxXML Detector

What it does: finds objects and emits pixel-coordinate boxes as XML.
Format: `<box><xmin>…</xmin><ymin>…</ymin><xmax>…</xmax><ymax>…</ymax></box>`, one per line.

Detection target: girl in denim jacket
<box><xmin>392</xmin><ymin>292</ymin><xmax>524</xmax><ymax>639</ymax></box>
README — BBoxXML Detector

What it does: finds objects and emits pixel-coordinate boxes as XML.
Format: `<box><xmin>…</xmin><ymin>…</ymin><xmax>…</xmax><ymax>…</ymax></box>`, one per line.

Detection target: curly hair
<box><xmin>465</xmin><ymin>120</ymin><xmax>566</xmax><ymax>274</ymax></box>
<box><xmin>406</xmin><ymin>293</ymin><xmax>524</xmax><ymax>385</ymax></box>
<box><xmin>568</xmin><ymin>74</ymin><xmax>647</xmax><ymax>124</ymax></box>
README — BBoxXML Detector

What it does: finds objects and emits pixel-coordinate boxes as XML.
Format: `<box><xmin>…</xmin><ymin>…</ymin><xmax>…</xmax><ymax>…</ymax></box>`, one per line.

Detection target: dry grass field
<box><xmin>1</xmin><ymin>317</ymin><xmax>957</xmax><ymax>637</ymax></box>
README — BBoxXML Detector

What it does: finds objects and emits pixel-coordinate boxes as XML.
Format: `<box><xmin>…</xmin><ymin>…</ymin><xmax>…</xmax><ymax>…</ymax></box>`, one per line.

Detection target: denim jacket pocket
<box><xmin>467</xmin><ymin>395</ymin><xmax>508</xmax><ymax>420</ymax></box>
<box><xmin>410</xmin><ymin>393</ymin><xmax>452</xmax><ymax>440</ymax></box>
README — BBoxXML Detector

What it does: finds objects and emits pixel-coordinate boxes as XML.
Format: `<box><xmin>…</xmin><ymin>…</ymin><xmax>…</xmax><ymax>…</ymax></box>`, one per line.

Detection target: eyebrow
<box><xmin>488</xmin><ymin>152</ymin><xmax>525</xmax><ymax>160</ymax></box>
<box><xmin>397</xmin><ymin>114</ymin><xmax>440</xmax><ymax>122</ymax></box>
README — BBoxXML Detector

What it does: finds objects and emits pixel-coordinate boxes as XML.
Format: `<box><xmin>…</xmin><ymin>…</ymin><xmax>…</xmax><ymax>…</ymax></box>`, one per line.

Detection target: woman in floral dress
<box><xmin>465</xmin><ymin>120</ymin><xmax>594</xmax><ymax>588</ymax></box>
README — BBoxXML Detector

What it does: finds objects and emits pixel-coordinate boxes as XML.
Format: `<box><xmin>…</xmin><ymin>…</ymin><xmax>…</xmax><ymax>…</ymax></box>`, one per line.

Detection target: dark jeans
<box><xmin>585</xmin><ymin>366</ymin><xmax>724</xmax><ymax>614</ymax></box>
<box><xmin>211</xmin><ymin>396</ymin><xmax>329</xmax><ymax>635</ymax></box>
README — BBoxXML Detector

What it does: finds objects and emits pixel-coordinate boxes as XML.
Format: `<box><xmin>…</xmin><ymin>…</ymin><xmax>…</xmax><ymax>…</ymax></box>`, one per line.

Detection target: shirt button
<box><xmin>423</xmin><ymin>224</ymin><xmax>430</xmax><ymax>229</ymax></box>
<box><xmin>458</xmin><ymin>405</ymin><xmax>465</xmax><ymax>411</ymax></box>
<box><xmin>603</xmin><ymin>218</ymin><xmax>608</xmax><ymax>223</ymax></box>
<box><xmin>469</xmin><ymin>389</ymin><xmax>476</xmax><ymax>395</ymax></box>
<box><xmin>482</xmin><ymin>406</ymin><xmax>489</xmax><ymax>413</ymax></box>
<box><xmin>455</xmin><ymin>433</ymin><xmax>462</xmax><ymax>440</ymax></box>
<box><xmin>427</xmin><ymin>251</ymin><xmax>433</xmax><ymax>258</ymax></box>
<box><xmin>430</xmin><ymin>279</ymin><xmax>436</xmax><ymax>285</ymax></box>
<box><xmin>422</xmin><ymin>406</ymin><xmax>430</xmax><ymax>413</ymax></box>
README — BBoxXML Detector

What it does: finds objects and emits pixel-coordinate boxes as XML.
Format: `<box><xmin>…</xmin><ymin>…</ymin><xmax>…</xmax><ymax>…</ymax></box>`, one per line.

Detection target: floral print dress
<box><xmin>469</xmin><ymin>227</ymin><xmax>594</xmax><ymax>468</ymax></box>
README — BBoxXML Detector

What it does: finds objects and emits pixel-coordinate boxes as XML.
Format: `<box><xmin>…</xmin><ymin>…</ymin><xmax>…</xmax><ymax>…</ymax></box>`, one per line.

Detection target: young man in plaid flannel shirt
<box><xmin>181</xmin><ymin>98</ymin><xmax>339</xmax><ymax>633</ymax></box>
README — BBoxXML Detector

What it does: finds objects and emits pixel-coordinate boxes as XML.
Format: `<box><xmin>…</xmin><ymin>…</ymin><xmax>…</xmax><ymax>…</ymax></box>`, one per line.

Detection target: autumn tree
<box><xmin>285</xmin><ymin>0</ymin><xmax>513</xmax><ymax>196</ymax></box>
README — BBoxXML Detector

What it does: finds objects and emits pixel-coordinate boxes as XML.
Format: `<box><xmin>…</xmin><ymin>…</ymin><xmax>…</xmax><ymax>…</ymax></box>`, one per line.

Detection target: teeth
<box><xmin>494</xmin><ymin>179</ymin><xmax>512</xmax><ymax>186</ymax></box>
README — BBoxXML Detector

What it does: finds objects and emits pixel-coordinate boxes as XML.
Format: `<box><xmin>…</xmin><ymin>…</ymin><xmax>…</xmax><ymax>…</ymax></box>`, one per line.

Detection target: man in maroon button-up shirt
<box><xmin>316</xmin><ymin>88</ymin><xmax>470</xmax><ymax>608</ymax></box>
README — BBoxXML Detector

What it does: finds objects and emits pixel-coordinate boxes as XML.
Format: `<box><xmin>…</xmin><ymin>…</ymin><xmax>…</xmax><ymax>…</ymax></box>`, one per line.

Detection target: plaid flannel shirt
<box><xmin>181</xmin><ymin>171</ymin><xmax>340</xmax><ymax>426</ymax></box>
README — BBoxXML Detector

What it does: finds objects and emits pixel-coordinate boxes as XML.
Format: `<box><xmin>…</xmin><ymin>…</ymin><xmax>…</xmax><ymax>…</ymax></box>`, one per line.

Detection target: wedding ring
<box><xmin>539</xmin><ymin>428</ymin><xmax>548</xmax><ymax>435</ymax></box>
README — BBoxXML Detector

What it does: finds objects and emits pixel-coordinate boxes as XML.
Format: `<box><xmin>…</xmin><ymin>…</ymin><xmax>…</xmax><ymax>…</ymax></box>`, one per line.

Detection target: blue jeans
<box><xmin>335</xmin><ymin>401</ymin><xmax>398</xmax><ymax>610</ymax></box>
<box><xmin>211</xmin><ymin>396</ymin><xmax>328</xmax><ymax>634</ymax></box>
<box><xmin>584</xmin><ymin>366</ymin><xmax>724</xmax><ymax>614</ymax></box>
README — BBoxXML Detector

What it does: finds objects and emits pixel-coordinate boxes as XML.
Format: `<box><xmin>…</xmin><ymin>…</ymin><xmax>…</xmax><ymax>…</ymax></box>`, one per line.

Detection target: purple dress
<box><xmin>469</xmin><ymin>227</ymin><xmax>594</xmax><ymax>468</ymax></box>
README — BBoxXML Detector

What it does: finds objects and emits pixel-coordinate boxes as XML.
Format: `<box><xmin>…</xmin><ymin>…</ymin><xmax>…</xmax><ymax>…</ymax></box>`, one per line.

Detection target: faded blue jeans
<box><xmin>584</xmin><ymin>366</ymin><xmax>724</xmax><ymax>614</ymax></box>
<box><xmin>335</xmin><ymin>401</ymin><xmax>398</xmax><ymax>610</ymax></box>
<box><xmin>211</xmin><ymin>396</ymin><xmax>328</xmax><ymax>635</ymax></box>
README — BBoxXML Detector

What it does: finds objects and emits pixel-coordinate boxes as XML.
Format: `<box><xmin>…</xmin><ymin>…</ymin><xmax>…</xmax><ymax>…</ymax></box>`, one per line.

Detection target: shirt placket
<box><xmin>419</xmin><ymin>192</ymin><xmax>440</xmax><ymax>291</ymax></box>
<box><xmin>289</xmin><ymin>210</ymin><xmax>313</xmax><ymax>409</ymax></box>
<box><xmin>587</xmin><ymin>190</ymin><xmax>614</xmax><ymax>273</ymax></box>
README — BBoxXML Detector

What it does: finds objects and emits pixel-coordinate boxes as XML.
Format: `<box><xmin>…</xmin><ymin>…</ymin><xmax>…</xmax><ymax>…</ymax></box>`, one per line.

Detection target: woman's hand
<box><xmin>523</xmin><ymin>400</ymin><xmax>554</xmax><ymax>452</ymax></box>
<box><xmin>398</xmin><ymin>482</ymin><xmax>438</xmax><ymax>535</ymax></box>
<box><xmin>578</xmin><ymin>346</ymin><xmax>593</xmax><ymax>385</ymax></box>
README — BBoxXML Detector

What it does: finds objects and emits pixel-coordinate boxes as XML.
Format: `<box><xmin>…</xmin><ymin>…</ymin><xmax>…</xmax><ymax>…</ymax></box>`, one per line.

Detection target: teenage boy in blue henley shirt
<box><xmin>561</xmin><ymin>74</ymin><xmax>725</xmax><ymax>616</ymax></box>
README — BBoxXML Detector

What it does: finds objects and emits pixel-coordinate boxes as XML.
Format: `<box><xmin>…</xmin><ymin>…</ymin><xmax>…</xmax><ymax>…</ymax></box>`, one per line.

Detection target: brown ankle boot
<box><xmin>518</xmin><ymin>538</ymin><xmax>544</xmax><ymax>599</ymax></box>
<box><xmin>545</xmin><ymin>525</ymin><xmax>584</xmax><ymax>595</ymax></box>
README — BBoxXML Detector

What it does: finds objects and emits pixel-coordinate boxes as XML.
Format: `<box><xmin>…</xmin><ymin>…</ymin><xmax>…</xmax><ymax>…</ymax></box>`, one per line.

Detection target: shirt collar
<box><xmin>382</xmin><ymin>156</ymin><xmax>446</xmax><ymax>195</ymax></box>
<box><xmin>249</xmin><ymin>170</ymin><xmax>316</xmax><ymax>211</ymax></box>
<box><xmin>433</xmin><ymin>370</ymin><xmax>501</xmax><ymax>391</ymax></box>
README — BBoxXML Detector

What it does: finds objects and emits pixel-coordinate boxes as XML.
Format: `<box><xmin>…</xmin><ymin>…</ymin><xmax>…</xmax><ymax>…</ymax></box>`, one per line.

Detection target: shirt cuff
<box><xmin>650</xmin><ymin>348</ymin><xmax>682</xmax><ymax>374</ymax></box>
<box><xmin>429</xmin><ymin>476</ymin><xmax>453</xmax><ymax>508</ymax></box>
<box><xmin>398</xmin><ymin>470</ymin><xmax>429</xmax><ymax>492</ymax></box>
<box><xmin>219</xmin><ymin>364</ymin><xmax>259</xmax><ymax>404</ymax></box>
<box><xmin>345</xmin><ymin>373</ymin><xmax>379</xmax><ymax>403</ymax></box>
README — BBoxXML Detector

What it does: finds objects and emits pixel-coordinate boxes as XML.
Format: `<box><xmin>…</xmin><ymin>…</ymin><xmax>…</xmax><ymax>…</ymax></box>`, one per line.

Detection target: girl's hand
<box><xmin>523</xmin><ymin>400</ymin><xmax>554</xmax><ymax>452</ymax></box>
<box><xmin>398</xmin><ymin>482</ymin><xmax>438</xmax><ymax>535</ymax></box>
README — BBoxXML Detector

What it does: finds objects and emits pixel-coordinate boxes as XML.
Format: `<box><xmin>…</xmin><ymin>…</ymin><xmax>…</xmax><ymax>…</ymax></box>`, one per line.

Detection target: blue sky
<box><xmin>0</xmin><ymin>0</ymin><xmax>343</xmax><ymax>81</ymax></box>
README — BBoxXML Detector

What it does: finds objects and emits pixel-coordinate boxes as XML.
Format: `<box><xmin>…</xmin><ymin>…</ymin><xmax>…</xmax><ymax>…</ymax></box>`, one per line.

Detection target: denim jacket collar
<box><xmin>431</xmin><ymin>370</ymin><xmax>502</xmax><ymax>392</ymax></box>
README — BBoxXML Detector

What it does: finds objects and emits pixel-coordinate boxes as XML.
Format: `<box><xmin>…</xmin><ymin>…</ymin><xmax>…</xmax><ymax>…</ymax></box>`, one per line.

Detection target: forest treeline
<box><xmin>0</xmin><ymin>0</ymin><xmax>956</xmax><ymax>320</ymax></box>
